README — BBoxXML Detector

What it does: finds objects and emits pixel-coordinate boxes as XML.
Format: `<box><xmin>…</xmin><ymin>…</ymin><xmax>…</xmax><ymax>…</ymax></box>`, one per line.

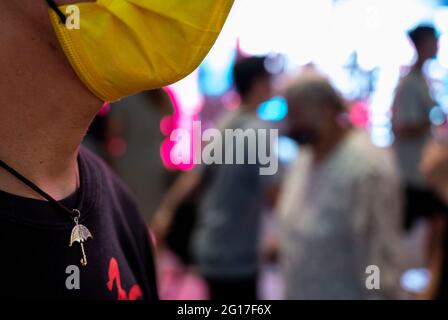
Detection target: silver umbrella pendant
<box><xmin>70</xmin><ymin>209</ymin><xmax>93</xmax><ymax>267</ymax></box>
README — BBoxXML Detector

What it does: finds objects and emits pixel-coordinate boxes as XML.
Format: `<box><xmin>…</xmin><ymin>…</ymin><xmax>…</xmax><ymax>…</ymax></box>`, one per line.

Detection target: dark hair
<box><xmin>408</xmin><ymin>25</ymin><xmax>437</xmax><ymax>48</ymax></box>
<box><xmin>233</xmin><ymin>56</ymin><xmax>269</xmax><ymax>98</ymax></box>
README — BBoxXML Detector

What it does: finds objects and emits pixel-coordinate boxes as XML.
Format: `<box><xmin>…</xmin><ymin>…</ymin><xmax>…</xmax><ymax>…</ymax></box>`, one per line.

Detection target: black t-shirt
<box><xmin>0</xmin><ymin>147</ymin><xmax>158</xmax><ymax>300</ymax></box>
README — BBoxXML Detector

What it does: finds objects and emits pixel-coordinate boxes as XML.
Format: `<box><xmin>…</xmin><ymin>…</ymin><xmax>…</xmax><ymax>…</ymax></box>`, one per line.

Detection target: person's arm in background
<box><xmin>257</xmin><ymin>125</ymin><xmax>283</xmax><ymax>263</ymax></box>
<box><xmin>264</xmin><ymin>183</ymin><xmax>281</xmax><ymax>211</ymax></box>
<box><xmin>151</xmin><ymin>170</ymin><xmax>202</xmax><ymax>248</ymax></box>
<box><xmin>418</xmin><ymin>214</ymin><xmax>445</xmax><ymax>300</ymax></box>
<box><xmin>260</xmin><ymin>181</ymin><xmax>282</xmax><ymax>264</ymax></box>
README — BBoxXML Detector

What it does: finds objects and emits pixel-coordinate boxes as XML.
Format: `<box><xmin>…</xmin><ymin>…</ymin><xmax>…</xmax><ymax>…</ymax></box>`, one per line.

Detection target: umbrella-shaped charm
<box><xmin>70</xmin><ymin>209</ymin><xmax>93</xmax><ymax>267</ymax></box>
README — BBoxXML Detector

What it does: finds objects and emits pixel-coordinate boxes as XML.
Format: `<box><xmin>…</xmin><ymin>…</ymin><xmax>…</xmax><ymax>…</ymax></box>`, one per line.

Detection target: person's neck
<box><xmin>412</xmin><ymin>57</ymin><xmax>426</xmax><ymax>73</ymax></box>
<box><xmin>0</xmin><ymin>98</ymin><xmax>101</xmax><ymax>200</ymax></box>
<box><xmin>0</xmin><ymin>0</ymin><xmax>104</xmax><ymax>200</ymax></box>
<box><xmin>312</xmin><ymin>127</ymin><xmax>351</xmax><ymax>165</ymax></box>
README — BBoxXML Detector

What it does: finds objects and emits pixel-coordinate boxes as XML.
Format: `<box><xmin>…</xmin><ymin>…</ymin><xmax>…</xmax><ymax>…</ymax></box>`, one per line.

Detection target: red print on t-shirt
<box><xmin>107</xmin><ymin>257</ymin><xmax>143</xmax><ymax>300</ymax></box>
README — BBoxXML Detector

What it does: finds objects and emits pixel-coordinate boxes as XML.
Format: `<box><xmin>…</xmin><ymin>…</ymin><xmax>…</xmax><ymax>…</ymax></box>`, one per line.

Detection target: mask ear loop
<box><xmin>45</xmin><ymin>0</ymin><xmax>67</xmax><ymax>24</ymax></box>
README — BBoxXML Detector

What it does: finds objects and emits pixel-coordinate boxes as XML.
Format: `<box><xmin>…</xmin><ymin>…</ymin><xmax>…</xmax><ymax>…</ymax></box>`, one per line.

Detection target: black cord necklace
<box><xmin>0</xmin><ymin>159</ymin><xmax>93</xmax><ymax>267</ymax></box>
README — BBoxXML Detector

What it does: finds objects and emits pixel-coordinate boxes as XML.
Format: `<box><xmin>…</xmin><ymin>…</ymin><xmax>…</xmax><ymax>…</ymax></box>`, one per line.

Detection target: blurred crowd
<box><xmin>84</xmin><ymin>24</ymin><xmax>448</xmax><ymax>300</ymax></box>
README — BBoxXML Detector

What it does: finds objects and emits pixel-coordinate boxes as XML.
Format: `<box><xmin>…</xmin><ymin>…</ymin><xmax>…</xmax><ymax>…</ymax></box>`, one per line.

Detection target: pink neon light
<box><xmin>97</xmin><ymin>102</ymin><xmax>111</xmax><ymax>117</ymax></box>
<box><xmin>160</xmin><ymin>115</ymin><xmax>174</xmax><ymax>136</ymax></box>
<box><xmin>350</xmin><ymin>100</ymin><xmax>369</xmax><ymax>128</ymax></box>
<box><xmin>160</xmin><ymin>86</ymin><xmax>200</xmax><ymax>171</ymax></box>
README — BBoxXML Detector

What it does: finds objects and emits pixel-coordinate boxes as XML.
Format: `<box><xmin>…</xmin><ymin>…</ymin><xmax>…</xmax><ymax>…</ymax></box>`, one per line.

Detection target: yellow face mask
<box><xmin>46</xmin><ymin>0</ymin><xmax>234</xmax><ymax>102</ymax></box>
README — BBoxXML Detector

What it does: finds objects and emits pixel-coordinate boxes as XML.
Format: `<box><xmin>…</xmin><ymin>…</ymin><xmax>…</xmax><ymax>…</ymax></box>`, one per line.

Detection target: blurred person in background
<box><xmin>392</xmin><ymin>25</ymin><xmax>446</xmax><ymax>233</ymax></box>
<box><xmin>391</xmin><ymin>25</ymin><xmax>448</xmax><ymax>298</ymax></box>
<box><xmin>279</xmin><ymin>75</ymin><xmax>403</xmax><ymax>299</ymax></box>
<box><xmin>152</xmin><ymin>56</ymin><xmax>279</xmax><ymax>300</ymax></box>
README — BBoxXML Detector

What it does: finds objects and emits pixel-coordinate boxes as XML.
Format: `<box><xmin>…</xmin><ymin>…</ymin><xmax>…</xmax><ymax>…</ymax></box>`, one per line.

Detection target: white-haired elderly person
<box><xmin>277</xmin><ymin>75</ymin><xmax>404</xmax><ymax>299</ymax></box>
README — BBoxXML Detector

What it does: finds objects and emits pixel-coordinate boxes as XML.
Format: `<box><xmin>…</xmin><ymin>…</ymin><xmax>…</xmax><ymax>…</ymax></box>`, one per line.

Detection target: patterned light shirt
<box><xmin>278</xmin><ymin>131</ymin><xmax>404</xmax><ymax>299</ymax></box>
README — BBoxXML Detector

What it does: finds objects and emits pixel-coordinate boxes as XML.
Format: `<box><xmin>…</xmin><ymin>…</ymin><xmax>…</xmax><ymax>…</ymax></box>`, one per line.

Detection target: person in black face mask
<box><xmin>278</xmin><ymin>75</ymin><xmax>404</xmax><ymax>299</ymax></box>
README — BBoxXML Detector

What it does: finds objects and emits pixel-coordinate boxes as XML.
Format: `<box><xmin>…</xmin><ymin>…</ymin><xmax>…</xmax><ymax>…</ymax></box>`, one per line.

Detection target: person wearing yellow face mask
<box><xmin>47</xmin><ymin>0</ymin><xmax>234</xmax><ymax>102</ymax></box>
<box><xmin>0</xmin><ymin>0</ymin><xmax>233</xmax><ymax>299</ymax></box>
